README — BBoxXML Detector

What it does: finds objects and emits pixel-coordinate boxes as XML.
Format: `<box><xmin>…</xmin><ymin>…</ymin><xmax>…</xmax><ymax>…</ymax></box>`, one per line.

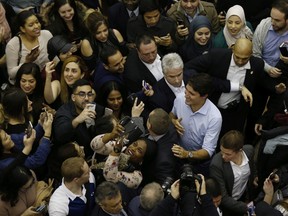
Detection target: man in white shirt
<box><xmin>210</xmin><ymin>130</ymin><xmax>255</xmax><ymax>216</ymax></box>
<box><xmin>49</xmin><ymin>157</ymin><xmax>95</xmax><ymax>216</ymax></box>
<box><xmin>124</xmin><ymin>34</ymin><xmax>163</xmax><ymax>93</ymax></box>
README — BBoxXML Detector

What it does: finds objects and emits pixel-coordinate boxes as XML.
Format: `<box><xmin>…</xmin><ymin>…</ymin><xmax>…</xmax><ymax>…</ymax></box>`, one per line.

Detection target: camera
<box><xmin>161</xmin><ymin>177</ymin><xmax>174</xmax><ymax>194</ymax></box>
<box><xmin>180</xmin><ymin>164</ymin><xmax>201</xmax><ymax>194</ymax></box>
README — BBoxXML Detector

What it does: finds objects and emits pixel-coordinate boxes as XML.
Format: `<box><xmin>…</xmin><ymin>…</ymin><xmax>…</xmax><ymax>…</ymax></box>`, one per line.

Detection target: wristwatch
<box><xmin>188</xmin><ymin>151</ymin><xmax>193</xmax><ymax>158</ymax></box>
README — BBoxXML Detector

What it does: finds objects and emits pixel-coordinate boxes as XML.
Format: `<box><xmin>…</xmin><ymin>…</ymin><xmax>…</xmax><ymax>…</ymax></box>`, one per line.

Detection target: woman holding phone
<box><xmin>5</xmin><ymin>10</ymin><xmax>52</xmax><ymax>84</ymax></box>
<box><xmin>1</xmin><ymin>87</ymin><xmax>52</xmax><ymax>153</ymax></box>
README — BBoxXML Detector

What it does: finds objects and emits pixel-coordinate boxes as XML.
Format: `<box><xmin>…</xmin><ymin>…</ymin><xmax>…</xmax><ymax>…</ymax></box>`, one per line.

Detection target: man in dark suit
<box><xmin>185</xmin><ymin>38</ymin><xmax>265</xmax><ymax>141</ymax></box>
<box><xmin>124</xmin><ymin>35</ymin><xmax>163</xmax><ymax>93</ymax></box>
<box><xmin>92</xmin><ymin>181</ymin><xmax>128</xmax><ymax>216</ymax></box>
<box><xmin>108</xmin><ymin>0</ymin><xmax>140</xmax><ymax>41</ymax></box>
<box><xmin>144</xmin><ymin>52</ymin><xmax>185</xmax><ymax>114</ymax></box>
<box><xmin>127</xmin><ymin>0</ymin><xmax>178</xmax><ymax>55</ymax></box>
<box><xmin>141</xmin><ymin>108</ymin><xmax>178</xmax><ymax>186</ymax></box>
<box><xmin>210</xmin><ymin>130</ymin><xmax>256</xmax><ymax>216</ymax></box>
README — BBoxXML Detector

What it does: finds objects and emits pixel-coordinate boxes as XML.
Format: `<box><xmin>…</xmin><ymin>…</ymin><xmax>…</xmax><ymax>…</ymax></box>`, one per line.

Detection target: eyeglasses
<box><xmin>182</xmin><ymin>0</ymin><xmax>198</xmax><ymax>3</ymax></box>
<box><xmin>74</xmin><ymin>91</ymin><xmax>95</xmax><ymax>98</ymax></box>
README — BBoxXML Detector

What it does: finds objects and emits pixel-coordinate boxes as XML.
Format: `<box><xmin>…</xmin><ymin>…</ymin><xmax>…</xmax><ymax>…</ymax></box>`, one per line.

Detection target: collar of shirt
<box><xmin>141</xmin><ymin>54</ymin><xmax>161</xmax><ymax>68</ymax></box>
<box><xmin>190</xmin><ymin>98</ymin><xmax>210</xmax><ymax>115</ymax></box>
<box><xmin>230</xmin><ymin>54</ymin><xmax>251</xmax><ymax>70</ymax></box>
<box><xmin>62</xmin><ymin>179</ymin><xmax>87</xmax><ymax>201</ymax></box>
<box><xmin>104</xmin><ymin>209</ymin><xmax>128</xmax><ymax>216</ymax></box>
<box><xmin>165</xmin><ymin>79</ymin><xmax>185</xmax><ymax>95</ymax></box>
<box><xmin>127</xmin><ymin>7</ymin><xmax>139</xmax><ymax>17</ymax></box>
<box><xmin>148</xmin><ymin>133</ymin><xmax>165</xmax><ymax>141</ymax></box>
<box><xmin>230</xmin><ymin>150</ymin><xmax>249</xmax><ymax>167</ymax></box>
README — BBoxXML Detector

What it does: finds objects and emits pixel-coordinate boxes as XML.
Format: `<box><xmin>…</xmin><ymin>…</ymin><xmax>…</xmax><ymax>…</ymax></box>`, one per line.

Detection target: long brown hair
<box><xmin>60</xmin><ymin>55</ymin><xmax>88</xmax><ymax>103</ymax></box>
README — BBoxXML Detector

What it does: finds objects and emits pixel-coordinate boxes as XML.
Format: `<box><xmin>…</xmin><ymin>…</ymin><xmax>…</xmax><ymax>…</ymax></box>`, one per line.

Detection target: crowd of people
<box><xmin>1</xmin><ymin>0</ymin><xmax>288</xmax><ymax>215</ymax></box>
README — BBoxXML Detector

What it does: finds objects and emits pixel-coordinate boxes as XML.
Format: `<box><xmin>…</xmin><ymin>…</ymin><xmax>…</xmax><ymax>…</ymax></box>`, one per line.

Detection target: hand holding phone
<box><xmin>25</xmin><ymin>121</ymin><xmax>33</xmax><ymax>138</ymax></box>
<box><xmin>280</xmin><ymin>41</ymin><xmax>288</xmax><ymax>57</ymax></box>
<box><xmin>31</xmin><ymin>45</ymin><xmax>40</xmax><ymax>53</ymax></box>
<box><xmin>35</xmin><ymin>204</ymin><xmax>46</xmax><ymax>213</ymax></box>
<box><xmin>142</xmin><ymin>80</ymin><xmax>149</xmax><ymax>91</ymax></box>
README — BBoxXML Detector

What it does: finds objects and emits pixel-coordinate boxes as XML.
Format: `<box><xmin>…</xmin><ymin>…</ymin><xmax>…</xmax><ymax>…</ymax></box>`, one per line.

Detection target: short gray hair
<box><xmin>161</xmin><ymin>53</ymin><xmax>184</xmax><ymax>74</ymax></box>
<box><xmin>95</xmin><ymin>181</ymin><xmax>120</xmax><ymax>204</ymax></box>
<box><xmin>140</xmin><ymin>182</ymin><xmax>164</xmax><ymax>210</ymax></box>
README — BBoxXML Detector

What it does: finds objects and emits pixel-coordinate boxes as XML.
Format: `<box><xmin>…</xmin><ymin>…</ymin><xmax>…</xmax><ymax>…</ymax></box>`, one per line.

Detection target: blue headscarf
<box><xmin>179</xmin><ymin>15</ymin><xmax>212</xmax><ymax>63</ymax></box>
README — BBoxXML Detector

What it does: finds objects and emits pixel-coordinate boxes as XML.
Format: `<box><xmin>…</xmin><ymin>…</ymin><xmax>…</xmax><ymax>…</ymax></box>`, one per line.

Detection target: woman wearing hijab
<box><xmin>179</xmin><ymin>15</ymin><xmax>213</xmax><ymax>63</ymax></box>
<box><xmin>214</xmin><ymin>4</ymin><xmax>253</xmax><ymax>48</ymax></box>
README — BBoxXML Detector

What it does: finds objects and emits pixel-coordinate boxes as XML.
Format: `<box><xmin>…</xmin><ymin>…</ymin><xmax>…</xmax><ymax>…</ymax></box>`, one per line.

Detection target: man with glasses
<box><xmin>53</xmin><ymin>79</ymin><xmax>105</xmax><ymax>158</ymax></box>
<box><xmin>167</xmin><ymin>0</ymin><xmax>220</xmax><ymax>34</ymax></box>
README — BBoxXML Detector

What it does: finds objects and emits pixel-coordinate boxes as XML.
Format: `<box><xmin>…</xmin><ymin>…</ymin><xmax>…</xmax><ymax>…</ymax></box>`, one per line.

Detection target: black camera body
<box><xmin>180</xmin><ymin>164</ymin><xmax>201</xmax><ymax>195</ymax></box>
<box><xmin>161</xmin><ymin>177</ymin><xmax>174</xmax><ymax>194</ymax></box>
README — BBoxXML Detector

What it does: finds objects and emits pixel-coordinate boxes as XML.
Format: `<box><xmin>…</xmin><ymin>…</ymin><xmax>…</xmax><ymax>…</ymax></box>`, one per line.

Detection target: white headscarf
<box><xmin>223</xmin><ymin>5</ymin><xmax>253</xmax><ymax>47</ymax></box>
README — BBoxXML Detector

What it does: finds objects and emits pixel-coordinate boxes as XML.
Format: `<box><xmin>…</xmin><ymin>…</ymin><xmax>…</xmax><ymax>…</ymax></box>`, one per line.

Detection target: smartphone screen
<box><xmin>104</xmin><ymin>107</ymin><xmax>113</xmax><ymax>116</ymax></box>
<box><xmin>142</xmin><ymin>80</ymin><xmax>149</xmax><ymax>91</ymax></box>
<box><xmin>26</xmin><ymin>121</ymin><xmax>33</xmax><ymax>138</ymax></box>
<box><xmin>31</xmin><ymin>45</ymin><xmax>40</xmax><ymax>52</ymax></box>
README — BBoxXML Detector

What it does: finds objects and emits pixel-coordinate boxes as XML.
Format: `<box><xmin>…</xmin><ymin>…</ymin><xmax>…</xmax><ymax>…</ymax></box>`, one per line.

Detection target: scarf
<box><xmin>223</xmin><ymin>5</ymin><xmax>253</xmax><ymax>47</ymax></box>
<box><xmin>179</xmin><ymin>15</ymin><xmax>212</xmax><ymax>63</ymax></box>
<box><xmin>0</xmin><ymin>3</ymin><xmax>11</xmax><ymax>43</ymax></box>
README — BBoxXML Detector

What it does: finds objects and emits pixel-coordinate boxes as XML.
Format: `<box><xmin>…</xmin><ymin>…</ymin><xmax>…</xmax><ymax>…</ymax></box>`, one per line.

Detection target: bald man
<box><xmin>185</xmin><ymin>38</ymin><xmax>265</xmax><ymax>143</ymax></box>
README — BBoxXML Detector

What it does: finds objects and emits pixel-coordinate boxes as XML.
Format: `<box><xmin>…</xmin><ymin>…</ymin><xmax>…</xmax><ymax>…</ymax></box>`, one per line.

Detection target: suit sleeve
<box><xmin>210</xmin><ymin>155</ymin><xmax>248</xmax><ymax>214</ymax></box>
<box><xmin>185</xmin><ymin>53</ymin><xmax>231</xmax><ymax>92</ymax></box>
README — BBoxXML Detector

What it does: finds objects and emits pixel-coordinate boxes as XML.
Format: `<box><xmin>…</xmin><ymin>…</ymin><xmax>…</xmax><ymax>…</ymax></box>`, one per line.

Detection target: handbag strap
<box><xmin>16</xmin><ymin>34</ymin><xmax>22</xmax><ymax>65</ymax></box>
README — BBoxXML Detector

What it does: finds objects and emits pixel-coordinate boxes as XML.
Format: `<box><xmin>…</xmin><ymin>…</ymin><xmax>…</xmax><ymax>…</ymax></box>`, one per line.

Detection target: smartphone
<box><xmin>280</xmin><ymin>42</ymin><xmax>288</xmax><ymax>57</ymax></box>
<box><xmin>104</xmin><ymin>107</ymin><xmax>113</xmax><ymax>116</ymax></box>
<box><xmin>72</xmin><ymin>37</ymin><xmax>82</xmax><ymax>44</ymax></box>
<box><xmin>142</xmin><ymin>80</ymin><xmax>149</xmax><ymax>91</ymax></box>
<box><xmin>221</xmin><ymin>10</ymin><xmax>227</xmax><ymax>15</ymax></box>
<box><xmin>31</xmin><ymin>45</ymin><xmax>40</xmax><ymax>52</ymax></box>
<box><xmin>177</xmin><ymin>19</ymin><xmax>186</xmax><ymax>29</ymax></box>
<box><xmin>127</xmin><ymin>93</ymin><xmax>140</xmax><ymax>106</ymax></box>
<box><xmin>35</xmin><ymin>204</ymin><xmax>46</xmax><ymax>213</ymax></box>
<box><xmin>26</xmin><ymin>121</ymin><xmax>33</xmax><ymax>138</ymax></box>
<box><xmin>247</xmin><ymin>201</ymin><xmax>255</xmax><ymax>216</ymax></box>
<box><xmin>269</xmin><ymin>169</ymin><xmax>278</xmax><ymax>180</ymax></box>
<box><xmin>87</xmin><ymin>102</ymin><xmax>96</xmax><ymax>111</ymax></box>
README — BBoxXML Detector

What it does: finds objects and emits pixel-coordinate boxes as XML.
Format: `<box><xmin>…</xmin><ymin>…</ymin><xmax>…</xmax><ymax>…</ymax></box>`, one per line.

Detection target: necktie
<box><xmin>130</xmin><ymin>11</ymin><xmax>136</xmax><ymax>18</ymax></box>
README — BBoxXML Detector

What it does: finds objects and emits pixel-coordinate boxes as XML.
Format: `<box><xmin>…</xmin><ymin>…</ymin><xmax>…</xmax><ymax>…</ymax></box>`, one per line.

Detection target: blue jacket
<box><xmin>0</xmin><ymin>137</ymin><xmax>51</xmax><ymax>170</ymax></box>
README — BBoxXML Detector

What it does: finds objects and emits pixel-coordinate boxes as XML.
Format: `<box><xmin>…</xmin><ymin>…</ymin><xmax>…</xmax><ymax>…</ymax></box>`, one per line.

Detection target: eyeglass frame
<box><xmin>73</xmin><ymin>91</ymin><xmax>95</xmax><ymax>99</ymax></box>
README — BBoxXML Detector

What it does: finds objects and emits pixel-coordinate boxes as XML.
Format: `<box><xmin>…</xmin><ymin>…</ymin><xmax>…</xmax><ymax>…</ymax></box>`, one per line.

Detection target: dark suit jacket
<box><xmin>91</xmin><ymin>205</ymin><xmax>111</xmax><ymax>216</ymax></box>
<box><xmin>255</xmin><ymin>201</ymin><xmax>282</xmax><ymax>216</ymax></box>
<box><xmin>53</xmin><ymin>100</ymin><xmax>105</xmax><ymax>157</ymax></box>
<box><xmin>145</xmin><ymin>78</ymin><xmax>176</xmax><ymax>113</ymax></box>
<box><xmin>185</xmin><ymin>48</ymin><xmax>264</xmax><ymax>105</ymax></box>
<box><xmin>127</xmin><ymin>15</ymin><xmax>178</xmax><ymax>55</ymax></box>
<box><xmin>108</xmin><ymin>2</ymin><xmax>130</xmax><ymax>41</ymax></box>
<box><xmin>124</xmin><ymin>49</ymin><xmax>158</xmax><ymax>93</ymax></box>
<box><xmin>210</xmin><ymin>145</ymin><xmax>255</xmax><ymax>215</ymax></box>
<box><xmin>141</xmin><ymin>124</ymin><xmax>178</xmax><ymax>185</ymax></box>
